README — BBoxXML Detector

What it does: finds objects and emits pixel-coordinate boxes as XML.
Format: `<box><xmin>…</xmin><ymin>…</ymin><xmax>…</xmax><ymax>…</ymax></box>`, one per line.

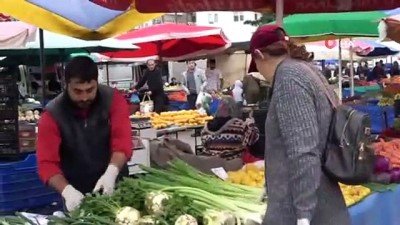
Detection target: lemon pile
<box><xmin>157</xmin><ymin>110</ymin><xmax>213</xmax><ymax>127</ymax></box>
<box><xmin>226</xmin><ymin>163</ymin><xmax>265</xmax><ymax>188</ymax></box>
<box><xmin>339</xmin><ymin>184</ymin><xmax>371</xmax><ymax>206</ymax></box>
<box><xmin>133</xmin><ymin>110</ymin><xmax>213</xmax><ymax>129</ymax></box>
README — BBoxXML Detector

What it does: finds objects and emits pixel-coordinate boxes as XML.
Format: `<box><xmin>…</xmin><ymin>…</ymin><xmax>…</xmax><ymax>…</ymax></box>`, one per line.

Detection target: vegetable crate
<box><xmin>351</xmin><ymin>105</ymin><xmax>395</xmax><ymax>134</ymax></box>
<box><xmin>0</xmin><ymin>67</ymin><xmax>25</xmax><ymax>156</ymax></box>
<box><xmin>0</xmin><ymin>154</ymin><xmax>61</xmax><ymax>214</ymax></box>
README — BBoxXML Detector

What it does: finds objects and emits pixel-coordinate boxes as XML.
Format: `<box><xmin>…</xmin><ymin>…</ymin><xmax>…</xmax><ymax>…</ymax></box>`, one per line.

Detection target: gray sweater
<box><xmin>263</xmin><ymin>58</ymin><xmax>351</xmax><ymax>225</ymax></box>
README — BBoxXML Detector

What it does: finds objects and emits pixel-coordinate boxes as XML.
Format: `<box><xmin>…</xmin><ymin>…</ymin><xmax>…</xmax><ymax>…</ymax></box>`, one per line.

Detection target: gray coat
<box><xmin>263</xmin><ymin>58</ymin><xmax>351</xmax><ymax>225</ymax></box>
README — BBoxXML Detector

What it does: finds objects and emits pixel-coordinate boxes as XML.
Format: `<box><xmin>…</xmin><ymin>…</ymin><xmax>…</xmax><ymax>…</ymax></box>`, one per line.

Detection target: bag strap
<box><xmin>299</xmin><ymin>63</ymin><xmax>339</xmax><ymax>164</ymax></box>
<box><xmin>300</xmin><ymin>63</ymin><xmax>338</xmax><ymax>109</ymax></box>
<box><xmin>142</xmin><ymin>93</ymin><xmax>151</xmax><ymax>102</ymax></box>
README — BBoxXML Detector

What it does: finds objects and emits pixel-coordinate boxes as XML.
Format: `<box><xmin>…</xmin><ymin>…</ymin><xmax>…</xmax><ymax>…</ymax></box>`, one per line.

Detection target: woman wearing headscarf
<box><xmin>249</xmin><ymin>25</ymin><xmax>350</xmax><ymax>225</ymax></box>
<box><xmin>232</xmin><ymin>80</ymin><xmax>244</xmax><ymax>103</ymax></box>
<box><xmin>200</xmin><ymin>96</ymin><xmax>259</xmax><ymax>160</ymax></box>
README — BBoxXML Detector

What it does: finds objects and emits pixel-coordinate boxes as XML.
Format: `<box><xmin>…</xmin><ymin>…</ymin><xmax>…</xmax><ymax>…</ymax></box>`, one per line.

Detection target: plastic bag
<box><xmin>130</xmin><ymin>93</ymin><xmax>140</xmax><ymax>103</ymax></box>
<box><xmin>140</xmin><ymin>93</ymin><xmax>154</xmax><ymax>113</ymax></box>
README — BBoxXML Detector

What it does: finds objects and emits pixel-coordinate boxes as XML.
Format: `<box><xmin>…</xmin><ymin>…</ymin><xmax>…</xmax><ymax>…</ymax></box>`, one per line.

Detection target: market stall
<box><xmin>1</xmin><ymin>159</ymin><xmax>400</xmax><ymax>225</ymax></box>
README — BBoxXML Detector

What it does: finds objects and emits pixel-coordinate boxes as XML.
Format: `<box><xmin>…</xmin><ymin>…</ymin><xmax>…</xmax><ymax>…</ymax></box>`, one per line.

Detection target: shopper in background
<box><xmin>205</xmin><ymin>59</ymin><xmax>223</xmax><ymax>91</ymax></box>
<box><xmin>242</xmin><ymin>73</ymin><xmax>261</xmax><ymax>104</ymax></box>
<box><xmin>169</xmin><ymin>77</ymin><xmax>178</xmax><ymax>86</ymax></box>
<box><xmin>249</xmin><ymin>25</ymin><xmax>350</xmax><ymax>225</ymax></box>
<box><xmin>371</xmin><ymin>61</ymin><xmax>385</xmax><ymax>80</ymax></box>
<box><xmin>232</xmin><ymin>80</ymin><xmax>244</xmax><ymax>104</ymax></box>
<box><xmin>133</xmin><ymin>59</ymin><xmax>166</xmax><ymax>113</ymax></box>
<box><xmin>391</xmin><ymin>61</ymin><xmax>400</xmax><ymax>76</ymax></box>
<box><xmin>200</xmin><ymin>95</ymin><xmax>259</xmax><ymax>160</ymax></box>
<box><xmin>37</xmin><ymin>56</ymin><xmax>132</xmax><ymax>212</ymax></box>
<box><xmin>181</xmin><ymin>60</ymin><xmax>207</xmax><ymax>109</ymax></box>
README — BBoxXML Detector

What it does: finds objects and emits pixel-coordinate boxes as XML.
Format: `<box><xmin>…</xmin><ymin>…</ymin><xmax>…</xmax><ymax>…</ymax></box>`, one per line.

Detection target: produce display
<box><xmin>227</xmin><ymin>163</ymin><xmax>373</xmax><ymax>208</ymax></box>
<box><xmin>227</xmin><ymin>163</ymin><xmax>265</xmax><ymax>188</ymax></box>
<box><xmin>372</xmin><ymin>139</ymin><xmax>400</xmax><ymax>183</ymax></box>
<box><xmin>378</xmin><ymin>97</ymin><xmax>394</xmax><ymax>106</ymax></box>
<box><xmin>2</xmin><ymin>160</ymin><xmax>266</xmax><ymax>225</ymax></box>
<box><xmin>18</xmin><ymin>110</ymin><xmax>40</xmax><ymax>122</ymax></box>
<box><xmin>134</xmin><ymin>110</ymin><xmax>213</xmax><ymax>129</ymax></box>
<box><xmin>381</xmin><ymin>76</ymin><xmax>400</xmax><ymax>84</ymax></box>
<box><xmin>339</xmin><ymin>184</ymin><xmax>371</xmax><ymax>207</ymax></box>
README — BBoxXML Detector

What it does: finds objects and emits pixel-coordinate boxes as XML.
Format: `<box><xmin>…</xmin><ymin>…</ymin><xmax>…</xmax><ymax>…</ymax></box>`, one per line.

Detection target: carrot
<box><xmin>373</xmin><ymin>139</ymin><xmax>400</xmax><ymax>169</ymax></box>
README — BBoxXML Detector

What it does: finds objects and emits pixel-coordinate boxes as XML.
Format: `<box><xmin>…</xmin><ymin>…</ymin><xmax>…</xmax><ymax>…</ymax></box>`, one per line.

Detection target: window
<box><xmin>233</xmin><ymin>12</ymin><xmax>244</xmax><ymax>22</ymax></box>
<box><xmin>208</xmin><ymin>13</ymin><xmax>218</xmax><ymax>24</ymax></box>
<box><xmin>152</xmin><ymin>19</ymin><xmax>162</xmax><ymax>25</ymax></box>
<box><xmin>239</xmin><ymin>13</ymin><xmax>244</xmax><ymax>21</ymax></box>
<box><xmin>233</xmin><ymin>12</ymin><xmax>239</xmax><ymax>22</ymax></box>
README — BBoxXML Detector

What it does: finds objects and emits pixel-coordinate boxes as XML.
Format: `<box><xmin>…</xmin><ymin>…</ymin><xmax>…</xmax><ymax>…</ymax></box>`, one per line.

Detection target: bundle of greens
<box><xmin>4</xmin><ymin>160</ymin><xmax>267</xmax><ymax>225</ymax></box>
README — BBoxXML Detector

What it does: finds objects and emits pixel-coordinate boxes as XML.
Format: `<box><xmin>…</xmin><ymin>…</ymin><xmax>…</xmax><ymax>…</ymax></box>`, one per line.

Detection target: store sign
<box><xmin>135</xmin><ymin>0</ymin><xmax>400</xmax><ymax>13</ymax></box>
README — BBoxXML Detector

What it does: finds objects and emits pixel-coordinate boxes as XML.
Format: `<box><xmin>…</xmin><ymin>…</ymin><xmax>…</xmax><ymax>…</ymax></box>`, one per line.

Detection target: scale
<box><xmin>128</xmin><ymin>117</ymin><xmax>155</xmax><ymax>175</ymax></box>
<box><xmin>130</xmin><ymin>116</ymin><xmax>152</xmax><ymax>129</ymax></box>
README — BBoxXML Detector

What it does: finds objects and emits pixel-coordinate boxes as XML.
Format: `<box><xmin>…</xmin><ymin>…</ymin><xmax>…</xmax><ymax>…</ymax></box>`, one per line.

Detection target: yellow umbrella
<box><xmin>0</xmin><ymin>0</ymin><xmax>162</xmax><ymax>40</ymax></box>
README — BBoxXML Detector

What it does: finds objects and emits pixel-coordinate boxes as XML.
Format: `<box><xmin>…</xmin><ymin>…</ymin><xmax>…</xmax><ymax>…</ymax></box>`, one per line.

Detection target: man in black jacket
<box><xmin>133</xmin><ymin>59</ymin><xmax>166</xmax><ymax>113</ymax></box>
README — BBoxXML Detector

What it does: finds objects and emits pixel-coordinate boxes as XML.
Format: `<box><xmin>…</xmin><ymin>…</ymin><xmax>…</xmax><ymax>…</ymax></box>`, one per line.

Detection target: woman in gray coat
<box><xmin>249</xmin><ymin>25</ymin><xmax>351</xmax><ymax>225</ymax></box>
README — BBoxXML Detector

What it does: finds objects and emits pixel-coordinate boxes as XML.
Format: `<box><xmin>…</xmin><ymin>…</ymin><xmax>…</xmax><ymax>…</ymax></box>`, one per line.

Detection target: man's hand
<box><xmin>61</xmin><ymin>185</ymin><xmax>84</xmax><ymax>212</ymax></box>
<box><xmin>146</xmin><ymin>91</ymin><xmax>152</xmax><ymax>95</ymax></box>
<box><xmin>297</xmin><ymin>219</ymin><xmax>310</xmax><ymax>225</ymax></box>
<box><xmin>93</xmin><ymin>164</ymin><xmax>119</xmax><ymax>195</ymax></box>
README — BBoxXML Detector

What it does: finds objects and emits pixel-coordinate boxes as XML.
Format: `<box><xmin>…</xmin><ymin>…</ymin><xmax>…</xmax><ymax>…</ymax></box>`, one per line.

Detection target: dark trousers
<box><xmin>187</xmin><ymin>93</ymin><xmax>198</xmax><ymax>110</ymax></box>
<box><xmin>153</xmin><ymin>93</ymin><xmax>166</xmax><ymax>113</ymax></box>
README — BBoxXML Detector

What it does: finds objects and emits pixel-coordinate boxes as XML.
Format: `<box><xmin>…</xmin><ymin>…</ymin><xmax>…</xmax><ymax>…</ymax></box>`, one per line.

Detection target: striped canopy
<box><xmin>0</xmin><ymin>0</ymin><xmax>162</xmax><ymax>40</ymax></box>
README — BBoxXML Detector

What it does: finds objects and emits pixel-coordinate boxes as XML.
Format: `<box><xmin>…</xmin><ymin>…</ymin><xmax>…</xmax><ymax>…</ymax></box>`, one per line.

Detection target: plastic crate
<box><xmin>0</xmin><ymin>154</ymin><xmax>37</xmax><ymax>173</ymax></box>
<box><xmin>168</xmin><ymin>101</ymin><xmax>189</xmax><ymax>111</ymax></box>
<box><xmin>0</xmin><ymin>185</ymin><xmax>55</xmax><ymax>202</ymax></box>
<box><xmin>351</xmin><ymin>105</ymin><xmax>394</xmax><ymax>134</ymax></box>
<box><xmin>0</xmin><ymin>193</ymin><xmax>61</xmax><ymax>214</ymax></box>
<box><xmin>0</xmin><ymin>154</ymin><xmax>39</xmax><ymax>187</ymax></box>
<box><xmin>0</xmin><ymin>154</ymin><xmax>61</xmax><ymax>214</ymax></box>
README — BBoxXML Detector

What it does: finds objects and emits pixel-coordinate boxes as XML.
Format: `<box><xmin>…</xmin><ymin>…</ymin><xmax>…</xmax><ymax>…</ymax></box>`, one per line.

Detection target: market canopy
<box><xmin>0</xmin><ymin>21</ymin><xmax>36</xmax><ymax>48</ymax></box>
<box><xmin>305</xmin><ymin>39</ymin><xmax>399</xmax><ymax>60</ymax></box>
<box><xmin>271</xmin><ymin>10</ymin><xmax>400</xmax><ymax>42</ymax></box>
<box><xmin>134</xmin><ymin>0</ymin><xmax>400</xmax><ymax>13</ymax></box>
<box><xmin>101</xmin><ymin>23</ymin><xmax>231</xmax><ymax>62</ymax></box>
<box><xmin>0</xmin><ymin>28</ymin><xmax>139</xmax><ymax>56</ymax></box>
<box><xmin>0</xmin><ymin>0</ymin><xmax>162</xmax><ymax>40</ymax></box>
<box><xmin>379</xmin><ymin>8</ymin><xmax>400</xmax><ymax>43</ymax></box>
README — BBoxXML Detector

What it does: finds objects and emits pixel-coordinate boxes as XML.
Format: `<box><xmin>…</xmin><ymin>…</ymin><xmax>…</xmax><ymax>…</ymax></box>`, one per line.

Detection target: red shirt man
<box><xmin>36</xmin><ymin>56</ymin><xmax>132</xmax><ymax>212</ymax></box>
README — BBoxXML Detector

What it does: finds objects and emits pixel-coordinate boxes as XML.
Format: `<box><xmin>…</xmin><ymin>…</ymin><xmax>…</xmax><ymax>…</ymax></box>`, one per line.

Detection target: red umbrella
<box><xmin>102</xmin><ymin>23</ymin><xmax>231</xmax><ymax>62</ymax></box>
<box><xmin>134</xmin><ymin>0</ymin><xmax>400</xmax><ymax>13</ymax></box>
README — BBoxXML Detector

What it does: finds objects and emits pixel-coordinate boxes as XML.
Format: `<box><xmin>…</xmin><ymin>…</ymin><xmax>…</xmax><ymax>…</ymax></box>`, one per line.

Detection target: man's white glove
<box><xmin>61</xmin><ymin>185</ymin><xmax>84</xmax><ymax>212</ymax></box>
<box><xmin>93</xmin><ymin>164</ymin><xmax>119</xmax><ymax>195</ymax></box>
<box><xmin>297</xmin><ymin>218</ymin><xmax>310</xmax><ymax>225</ymax></box>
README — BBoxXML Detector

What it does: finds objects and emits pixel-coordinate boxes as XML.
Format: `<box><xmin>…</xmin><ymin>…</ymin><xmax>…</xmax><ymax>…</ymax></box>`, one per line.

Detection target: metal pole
<box><xmin>338</xmin><ymin>39</ymin><xmax>343</xmax><ymax>102</ymax></box>
<box><xmin>39</xmin><ymin>28</ymin><xmax>46</xmax><ymax>106</ymax></box>
<box><xmin>276</xmin><ymin>0</ymin><xmax>284</xmax><ymax>26</ymax></box>
<box><xmin>349</xmin><ymin>39</ymin><xmax>355</xmax><ymax>96</ymax></box>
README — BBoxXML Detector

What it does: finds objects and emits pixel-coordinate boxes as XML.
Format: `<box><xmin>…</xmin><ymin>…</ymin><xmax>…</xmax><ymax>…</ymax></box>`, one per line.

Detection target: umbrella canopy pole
<box><xmin>338</xmin><ymin>38</ymin><xmax>343</xmax><ymax>102</ymax></box>
<box><xmin>276</xmin><ymin>0</ymin><xmax>284</xmax><ymax>26</ymax></box>
<box><xmin>106</xmin><ymin>63</ymin><xmax>110</xmax><ymax>86</ymax></box>
<box><xmin>349</xmin><ymin>39</ymin><xmax>355</xmax><ymax>96</ymax></box>
<box><xmin>39</xmin><ymin>28</ymin><xmax>46</xmax><ymax>106</ymax></box>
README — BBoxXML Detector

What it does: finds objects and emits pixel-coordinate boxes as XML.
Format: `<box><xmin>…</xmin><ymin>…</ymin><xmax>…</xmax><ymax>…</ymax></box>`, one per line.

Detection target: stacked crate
<box><xmin>0</xmin><ymin>70</ymin><xmax>19</xmax><ymax>155</ymax></box>
<box><xmin>0</xmin><ymin>68</ymin><xmax>60</xmax><ymax>214</ymax></box>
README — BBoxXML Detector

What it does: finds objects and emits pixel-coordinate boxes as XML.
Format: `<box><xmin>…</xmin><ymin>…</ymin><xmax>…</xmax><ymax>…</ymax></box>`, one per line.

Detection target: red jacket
<box><xmin>36</xmin><ymin>90</ymin><xmax>133</xmax><ymax>184</ymax></box>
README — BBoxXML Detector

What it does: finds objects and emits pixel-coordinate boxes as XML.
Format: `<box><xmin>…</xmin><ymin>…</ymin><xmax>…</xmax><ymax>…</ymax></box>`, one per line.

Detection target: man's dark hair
<box><xmin>209</xmin><ymin>59</ymin><xmax>216</xmax><ymax>64</ymax></box>
<box><xmin>65</xmin><ymin>56</ymin><xmax>98</xmax><ymax>83</ymax></box>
